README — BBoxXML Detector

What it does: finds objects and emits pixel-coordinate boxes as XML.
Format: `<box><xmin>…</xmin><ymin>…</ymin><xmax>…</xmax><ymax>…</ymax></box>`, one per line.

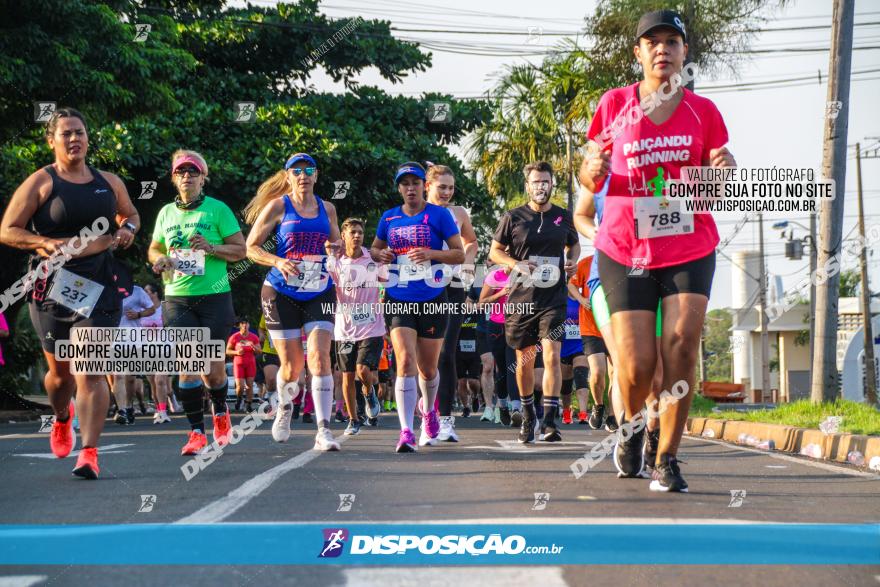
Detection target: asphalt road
<box><xmin>0</xmin><ymin>411</ymin><xmax>878</xmax><ymax>586</ymax></box>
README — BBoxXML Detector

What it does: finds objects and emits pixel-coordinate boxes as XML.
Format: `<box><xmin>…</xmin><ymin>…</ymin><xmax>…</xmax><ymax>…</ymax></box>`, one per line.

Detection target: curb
<box><xmin>686</xmin><ymin>417</ymin><xmax>880</xmax><ymax>464</ymax></box>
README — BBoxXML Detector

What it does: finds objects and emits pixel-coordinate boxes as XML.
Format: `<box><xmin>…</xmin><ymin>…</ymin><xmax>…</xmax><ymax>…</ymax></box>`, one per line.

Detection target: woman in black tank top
<box><xmin>0</xmin><ymin>108</ymin><xmax>139</xmax><ymax>480</ymax></box>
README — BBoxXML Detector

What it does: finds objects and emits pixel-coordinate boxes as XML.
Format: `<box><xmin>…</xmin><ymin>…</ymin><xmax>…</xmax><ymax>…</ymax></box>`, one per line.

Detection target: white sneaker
<box><xmin>437</xmin><ymin>416</ymin><xmax>459</xmax><ymax>442</ymax></box>
<box><xmin>169</xmin><ymin>396</ymin><xmax>183</xmax><ymax>413</ymax></box>
<box><xmin>494</xmin><ymin>406</ymin><xmax>501</xmax><ymax>424</ymax></box>
<box><xmin>314</xmin><ymin>427</ymin><xmax>341</xmax><ymax>451</ymax></box>
<box><xmin>153</xmin><ymin>410</ymin><xmax>171</xmax><ymax>424</ymax></box>
<box><xmin>272</xmin><ymin>403</ymin><xmax>293</xmax><ymax>442</ymax></box>
<box><xmin>480</xmin><ymin>406</ymin><xmax>494</xmax><ymax>422</ymax></box>
<box><xmin>419</xmin><ymin>425</ymin><xmax>438</xmax><ymax>446</ymax></box>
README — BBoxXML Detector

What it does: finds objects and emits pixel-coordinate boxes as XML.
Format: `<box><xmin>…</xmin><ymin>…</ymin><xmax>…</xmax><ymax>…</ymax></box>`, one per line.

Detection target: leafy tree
<box><xmin>585</xmin><ymin>0</ymin><xmax>788</xmax><ymax>88</ymax></box>
<box><xmin>0</xmin><ymin>0</ymin><xmax>491</xmax><ymax>396</ymax></box>
<box><xmin>703</xmin><ymin>308</ymin><xmax>733</xmax><ymax>381</ymax></box>
<box><xmin>838</xmin><ymin>269</ymin><xmax>860</xmax><ymax>298</ymax></box>
<box><xmin>469</xmin><ymin>40</ymin><xmax>599</xmax><ymax>211</ymax></box>
<box><xmin>471</xmin><ymin>0</ymin><xmax>788</xmax><ymax>211</ymax></box>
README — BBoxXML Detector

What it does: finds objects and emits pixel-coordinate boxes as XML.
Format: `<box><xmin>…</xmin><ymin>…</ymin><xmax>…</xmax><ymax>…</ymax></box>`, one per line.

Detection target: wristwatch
<box><xmin>122</xmin><ymin>221</ymin><xmax>138</xmax><ymax>234</ymax></box>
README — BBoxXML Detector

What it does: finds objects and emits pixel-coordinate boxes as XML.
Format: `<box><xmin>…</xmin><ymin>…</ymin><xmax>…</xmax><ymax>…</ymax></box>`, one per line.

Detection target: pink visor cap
<box><xmin>171</xmin><ymin>154</ymin><xmax>207</xmax><ymax>175</ymax></box>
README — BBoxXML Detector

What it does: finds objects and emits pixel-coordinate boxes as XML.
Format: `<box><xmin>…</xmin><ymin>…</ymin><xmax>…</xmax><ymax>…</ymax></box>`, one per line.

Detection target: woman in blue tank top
<box><xmin>369</xmin><ymin>162</ymin><xmax>464</xmax><ymax>453</ymax></box>
<box><xmin>244</xmin><ymin>153</ymin><xmax>343</xmax><ymax>452</ymax></box>
<box><xmin>0</xmin><ymin>108</ymin><xmax>139</xmax><ymax>480</ymax></box>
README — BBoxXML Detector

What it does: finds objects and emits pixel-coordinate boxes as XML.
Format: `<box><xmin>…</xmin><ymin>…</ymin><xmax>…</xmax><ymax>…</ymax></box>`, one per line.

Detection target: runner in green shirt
<box><xmin>148</xmin><ymin>149</ymin><xmax>246</xmax><ymax>457</ymax></box>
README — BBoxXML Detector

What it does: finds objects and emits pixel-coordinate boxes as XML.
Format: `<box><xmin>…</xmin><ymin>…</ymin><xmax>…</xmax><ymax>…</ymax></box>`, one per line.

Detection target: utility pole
<box><xmin>758</xmin><ymin>213</ymin><xmax>771</xmax><ymax>402</ymax></box>
<box><xmin>855</xmin><ymin>143</ymin><xmax>878</xmax><ymax>404</ymax></box>
<box><xmin>808</xmin><ymin>213</ymin><xmax>817</xmax><ymax>388</ymax></box>
<box><xmin>812</xmin><ymin>0</ymin><xmax>854</xmax><ymax>403</ymax></box>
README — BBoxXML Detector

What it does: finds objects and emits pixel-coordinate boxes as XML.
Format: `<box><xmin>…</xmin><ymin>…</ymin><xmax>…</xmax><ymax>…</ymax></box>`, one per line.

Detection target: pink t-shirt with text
<box><xmin>587</xmin><ymin>83</ymin><xmax>728</xmax><ymax>268</ymax></box>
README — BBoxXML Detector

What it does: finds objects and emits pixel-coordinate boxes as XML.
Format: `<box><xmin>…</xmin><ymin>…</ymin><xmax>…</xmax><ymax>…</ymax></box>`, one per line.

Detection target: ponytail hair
<box><xmin>244</xmin><ymin>170</ymin><xmax>288</xmax><ymax>225</ymax></box>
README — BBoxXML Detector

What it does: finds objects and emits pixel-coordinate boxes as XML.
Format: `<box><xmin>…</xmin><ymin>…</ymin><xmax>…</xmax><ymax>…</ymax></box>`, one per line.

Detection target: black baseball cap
<box><xmin>636</xmin><ymin>10</ymin><xmax>687</xmax><ymax>43</ymax></box>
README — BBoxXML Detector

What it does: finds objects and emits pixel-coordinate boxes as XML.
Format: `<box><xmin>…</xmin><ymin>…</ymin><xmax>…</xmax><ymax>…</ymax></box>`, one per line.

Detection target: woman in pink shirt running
<box><xmin>579</xmin><ymin>9</ymin><xmax>736</xmax><ymax>492</ymax></box>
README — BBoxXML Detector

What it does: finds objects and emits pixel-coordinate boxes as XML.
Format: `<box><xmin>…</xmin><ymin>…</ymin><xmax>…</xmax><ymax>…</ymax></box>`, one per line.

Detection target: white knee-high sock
<box><xmin>277</xmin><ymin>372</ymin><xmax>298</xmax><ymax>407</ymax></box>
<box><xmin>418</xmin><ymin>373</ymin><xmax>440</xmax><ymax>413</ymax></box>
<box><xmin>395</xmin><ymin>375</ymin><xmax>417</xmax><ymax>431</ymax></box>
<box><xmin>311</xmin><ymin>374</ymin><xmax>334</xmax><ymax>429</ymax></box>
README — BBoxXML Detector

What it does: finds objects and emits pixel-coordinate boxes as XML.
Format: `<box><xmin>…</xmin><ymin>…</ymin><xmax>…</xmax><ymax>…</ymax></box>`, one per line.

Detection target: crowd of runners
<box><xmin>0</xmin><ymin>10</ymin><xmax>735</xmax><ymax>493</ymax></box>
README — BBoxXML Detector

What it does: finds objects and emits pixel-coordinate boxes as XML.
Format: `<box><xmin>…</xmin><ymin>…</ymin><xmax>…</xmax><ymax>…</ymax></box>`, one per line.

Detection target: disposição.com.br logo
<box><xmin>318</xmin><ymin>528</ymin><xmax>563</xmax><ymax>557</ymax></box>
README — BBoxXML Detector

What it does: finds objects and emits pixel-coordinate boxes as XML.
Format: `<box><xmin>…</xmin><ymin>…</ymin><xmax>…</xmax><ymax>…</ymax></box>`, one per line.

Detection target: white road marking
<box><xmin>0</xmin><ymin>576</ymin><xmax>48</xmax><ymax>587</ymax></box>
<box><xmin>693</xmin><ymin>436</ymin><xmax>880</xmax><ymax>480</ymax></box>
<box><xmin>469</xmin><ymin>440</ymin><xmax>596</xmax><ymax>453</ymax></box>
<box><xmin>13</xmin><ymin>444</ymin><xmax>133</xmax><ymax>459</ymax></box>
<box><xmin>343</xmin><ymin>567</ymin><xmax>567</xmax><ymax>587</ymax></box>
<box><xmin>176</xmin><ymin>436</ymin><xmax>349</xmax><ymax>524</ymax></box>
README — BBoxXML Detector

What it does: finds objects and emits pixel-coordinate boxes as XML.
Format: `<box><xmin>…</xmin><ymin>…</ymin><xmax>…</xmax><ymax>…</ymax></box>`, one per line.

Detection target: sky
<box><xmin>257</xmin><ymin>0</ymin><xmax>880</xmax><ymax>310</ymax></box>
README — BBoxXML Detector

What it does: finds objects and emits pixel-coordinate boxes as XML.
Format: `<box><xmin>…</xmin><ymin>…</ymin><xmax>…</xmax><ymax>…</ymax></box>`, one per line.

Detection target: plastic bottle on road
<box><xmin>869</xmin><ymin>456</ymin><xmax>880</xmax><ymax>472</ymax></box>
<box><xmin>702</xmin><ymin>429</ymin><xmax>715</xmax><ymax>438</ymax></box>
<box><xmin>756</xmin><ymin>439</ymin><xmax>775</xmax><ymax>451</ymax></box>
<box><xmin>846</xmin><ymin>451</ymin><xmax>865</xmax><ymax>466</ymax></box>
<box><xmin>800</xmin><ymin>443</ymin><xmax>822</xmax><ymax>459</ymax></box>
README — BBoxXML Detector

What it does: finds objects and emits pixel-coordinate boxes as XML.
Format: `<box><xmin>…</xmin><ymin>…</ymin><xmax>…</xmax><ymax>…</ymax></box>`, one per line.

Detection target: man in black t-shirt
<box><xmin>489</xmin><ymin>161</ymin><xmax>579</xmax><ymax>444</ymax></box>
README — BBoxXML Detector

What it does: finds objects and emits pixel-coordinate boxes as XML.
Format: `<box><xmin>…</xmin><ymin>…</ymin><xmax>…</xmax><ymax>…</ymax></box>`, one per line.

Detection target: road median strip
<box><xmin>687</xmin><ymin>416</ymin><xmax>880</xmax><ymax>466</ymax></box>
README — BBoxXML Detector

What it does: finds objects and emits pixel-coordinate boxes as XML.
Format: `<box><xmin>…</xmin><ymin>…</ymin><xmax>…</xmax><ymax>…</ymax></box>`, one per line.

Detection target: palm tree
<box><xmin>468</xmin><ymin>39</ymin><xmax>603</xmax><ymax>211</ymax></box>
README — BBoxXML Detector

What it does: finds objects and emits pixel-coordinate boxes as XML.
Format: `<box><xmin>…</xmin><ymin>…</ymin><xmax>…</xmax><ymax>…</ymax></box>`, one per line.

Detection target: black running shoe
<box><xmin>649</xmin><ymin>455</ymin><xmax>688</xmax><ymax>492</ymax></box>
<box><xmin>125</xmin><ymin>408</ymin><xmax>135</xmax><ymax>425</ymax></box>
<box><xmin>604</xmin><ymin>414</ymin><xmax>618</xmax><ymax>433</ymax></box>
<box><xmin>302</xmin><ymin>413</ymin><xmax>313</xmax><ymax>424</ymax></box>
<box><xmin>234</xmin><ymin>399</ymin><xmax>242</xmax><ymax>412</ymax></box>
<box><xmin>499</xmin><ymin>407</ymin><xmax>512</xmax><ymax>427</ymax></box>
<box><xmin>644</xmin><ymin>427</ymin><xmax>660</xmax><ymax>472</ymax></box>
<box><xmin>292</xmin><ymin>403</ymin><xmax>301</xmax><ymax>420</ymax></box>
<box><xmin>588</xmin><ymin>404</ymin><xmax>605</xmax><ymax>430</ymax></box>
<box><xmin>334</xmin><ymin>410</ymin><xmax>346</xmax><ymax>423</ymax></box>
<box><xmin>613</xmin><ymin>419</ymin><xmax>647</xmax><ymax>478</ymax></box>
<box><xmin>114</xmin><ymin>411</ymin><xmax>126</xmax><ymax>425</ymax></box>
<box><xmin>461</xmin><ymin>406</ymin><xmax>471</xmax><ymax>418</ymax></box>
<box><xmin>367</xmin><ymin>417</ymin><xmax>378</xmax><ymax>427</ymax></box>
<box><xmin>539</xmin><ymin>423</ymin><xmax>562</xmax><ymax>442</ymax></box>
<box><xmin>510</xmin><ymin>409</ymin><xmax>522</xmax><ymax>428</ymax></box>
<box><xmin>517</xmin><ymin>405</ymin><xmax>536</xmax><ymax>444</ymax></box>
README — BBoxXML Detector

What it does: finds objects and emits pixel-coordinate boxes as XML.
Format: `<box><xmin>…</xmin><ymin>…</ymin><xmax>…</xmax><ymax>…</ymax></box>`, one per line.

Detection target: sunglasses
<box><xmin>290</xmin><ymin>167</ymin><xmax>317</xmax><ymax>177</ymax></box>
<box><xmin>174</xmin><ymin>167</ymin><xmax>202</xmax><ymax>177</ymax></box>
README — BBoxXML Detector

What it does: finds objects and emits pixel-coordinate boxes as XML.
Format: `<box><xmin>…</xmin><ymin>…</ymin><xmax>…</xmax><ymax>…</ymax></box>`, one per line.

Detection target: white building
<box><xmin>728</xmin><ymin>250</ymin><xmax>879</xmax><ymax>402</ymax></box>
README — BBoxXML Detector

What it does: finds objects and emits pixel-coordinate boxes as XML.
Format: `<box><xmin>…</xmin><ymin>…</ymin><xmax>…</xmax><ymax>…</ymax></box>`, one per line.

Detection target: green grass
<box><xmin>689</xmin><ymin>397</ymin><xmax>880</xmax><ymax>436</ymax></box>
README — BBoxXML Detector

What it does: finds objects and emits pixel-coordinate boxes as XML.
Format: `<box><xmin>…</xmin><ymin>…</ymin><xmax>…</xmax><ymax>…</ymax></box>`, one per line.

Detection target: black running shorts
<box><xmin>504</xmin><ymin>304</ymin><xmax>566</xmax><ymax>350</ymax></box>
<box><xmin>581</xmin><ymin>335</ymin><xmax>607</xmax><ymax>357</ymax></box>
<box><xmin>163</xmin><ymin>292</ymin><xmax>234</xmax><ymax>343</ymax></box>
<box><xmin>261</xmin><ymin>285</ymin><xmax>335</xmax><ymax>336</ymax></box>
<box><xmin>383</xmin><ymin>290</ymin><xmax>448</xmax><ymax>340</ymax></box>
<box><xmin>597</xmin><ymin>250</ymin><xmax>715</xmax><ymax>315</ymax></box>
<box><xmin>336</xmin><ymin>336</ymin><xmax>383</xmax><ymax>372</ymax></box>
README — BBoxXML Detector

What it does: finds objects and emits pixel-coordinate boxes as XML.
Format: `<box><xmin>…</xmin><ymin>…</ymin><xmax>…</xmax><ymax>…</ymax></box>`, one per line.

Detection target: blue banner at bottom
<box><xmin>0</xmin><ymin>524</ymin><xmax>877</xmax><ymax>565</ymax></box>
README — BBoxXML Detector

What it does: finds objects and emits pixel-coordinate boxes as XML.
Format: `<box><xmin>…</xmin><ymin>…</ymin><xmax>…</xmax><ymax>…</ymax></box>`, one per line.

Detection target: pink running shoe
<box><xmin>396</xmin><ymin>428</ymin><xmax>417</xmax><ymax>453</ymax></box>
<box><xmin>419</xmin><ymin>398</ymin><xmax>440</xmax><ymax>440</ymax></box>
